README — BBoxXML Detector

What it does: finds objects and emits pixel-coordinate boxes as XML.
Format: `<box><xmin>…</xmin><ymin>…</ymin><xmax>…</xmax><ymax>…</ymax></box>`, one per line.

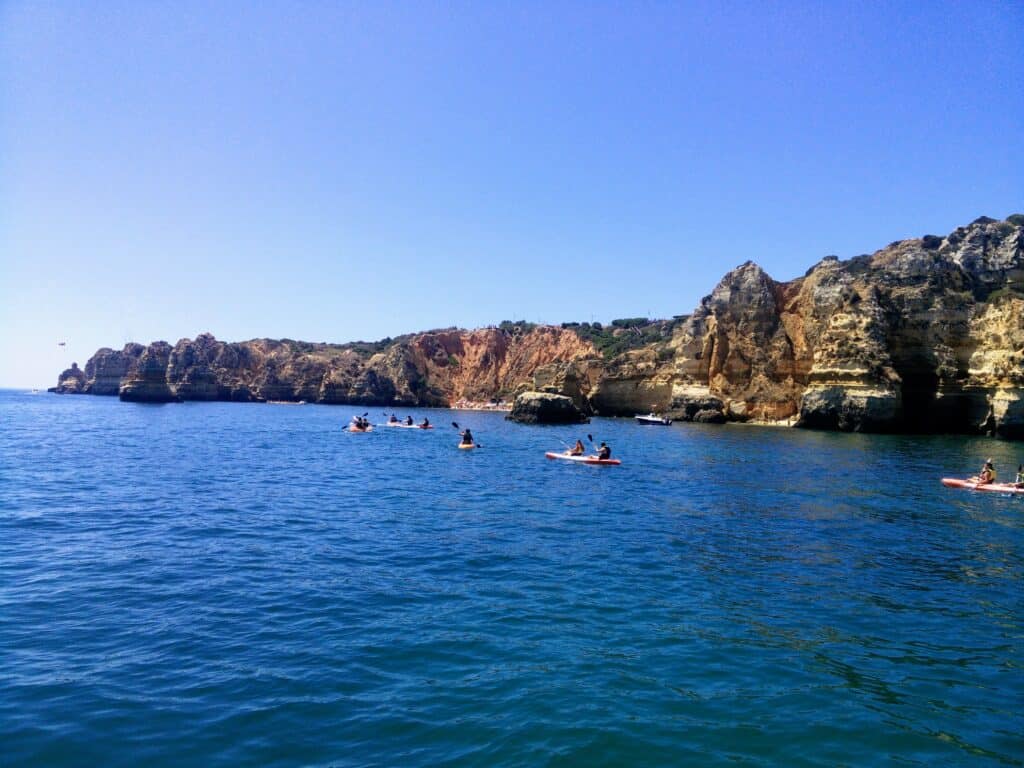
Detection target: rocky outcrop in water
<box><xmin>507</xmin><ymin>391</ymin><xmax>589</xmax><ymax>424</ymax></box>
<box><xmin>85</xmin><ymin>345</ymin><xmax>145</xmax><ymax>395</ymax></box>
<box><xmin>51</xmin><ymin>363</ymin><xmax>87</xmax><ymax>394</ymax></box>
<box><xmin>119</xmin><ymin>342</ymin><xmax>179</xmax><ymax>402</ymax></box>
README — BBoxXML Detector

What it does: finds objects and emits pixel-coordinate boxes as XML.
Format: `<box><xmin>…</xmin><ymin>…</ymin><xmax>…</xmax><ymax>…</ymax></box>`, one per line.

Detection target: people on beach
<box><xmin>460</xmin><ymin>428</ymin><xmax>474</xmax><ymax>446</ymax></box>
<box><xmin>569</xmin><ymin>439</ymin><xmax>585</xmax><ymax>456</ymax></box>
<box><xmin>597</xmin><ymin>441</ymin><xmax>611</xmax><ymax>460</ymax></box>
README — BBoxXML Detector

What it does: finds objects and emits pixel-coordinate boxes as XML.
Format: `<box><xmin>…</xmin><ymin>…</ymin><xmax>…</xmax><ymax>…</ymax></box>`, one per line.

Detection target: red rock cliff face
<box><xmin>69</xmin><ymin>327</ymin><xmax>596</xmax><ymax>407</ymax></box>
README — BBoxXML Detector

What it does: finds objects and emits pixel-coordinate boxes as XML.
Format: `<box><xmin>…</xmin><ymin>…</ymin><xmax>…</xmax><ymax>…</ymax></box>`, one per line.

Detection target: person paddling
<box><xmin>421</xmin><ymin>417</ymin><xmax>431</xmax><ymax>428</ymax></box>
<box><xmin>568</xmin><ymin>439</ymin><xmax>585</xmax><ymax>456</ymax></box>
<box><xmin>460</xmin><ymin>428</ymin><xmax>475</xmax><ymax>447</ymax></box>
<box><xmin>597</xmin><ymin>441</ymin><xmax>611</xmax><ymax>460</ymax></box>
<box><xmin>973</xmin><ymin>459</ymin><xmax>996</xmax><ymax>485</ymax></box>
<box><xmin>405</xmin><ymin>415</ymin><xmax>414</xmax><ymax>426</ymax></box>
<box><xmin>389</xmin><ymin>414</ymin><xmax>399</xmax><ymax>424</ymax></box>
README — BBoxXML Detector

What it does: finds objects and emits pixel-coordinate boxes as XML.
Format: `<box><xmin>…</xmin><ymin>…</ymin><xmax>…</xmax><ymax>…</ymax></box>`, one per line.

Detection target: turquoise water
<box><xmin>1</xmin><ymin>390</ymin><xmax>1022</xmax><ymax>766</ymax></box>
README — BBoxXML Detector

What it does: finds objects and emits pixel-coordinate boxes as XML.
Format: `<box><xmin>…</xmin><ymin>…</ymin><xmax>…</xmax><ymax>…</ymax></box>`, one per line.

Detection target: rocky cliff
<box><xmin>579</xmin><ymin>215</ymin><xmax>1024</xmax><ymax>437</ymax></box>
<box><xmin>64</xmin><ymin>327</ymin><xmax>596</xmax><ymax>408</ymax></box>
<box><xmin>57</xmin><ymin>214</ymin><xmax>1024</xmax><ymax>437</ymax></box>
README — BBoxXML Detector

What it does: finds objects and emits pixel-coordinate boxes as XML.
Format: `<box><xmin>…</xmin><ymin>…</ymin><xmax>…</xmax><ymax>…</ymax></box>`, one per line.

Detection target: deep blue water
<box><xmin>1</xmin><ymin>389</ymin><xmax>1022</xmax><ymax>766</ymax></box>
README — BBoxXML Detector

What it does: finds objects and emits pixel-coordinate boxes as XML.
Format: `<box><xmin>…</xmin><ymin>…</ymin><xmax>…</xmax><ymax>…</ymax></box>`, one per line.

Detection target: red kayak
<box><xmin>545</xmin><ymin>451</ymin><xmax>621</xmax><ymax>466</ymax></box>
<box><xmin>941</xmin><ymin>478</ymin><xmax>1024</xmax><ymax>494</ymax></box>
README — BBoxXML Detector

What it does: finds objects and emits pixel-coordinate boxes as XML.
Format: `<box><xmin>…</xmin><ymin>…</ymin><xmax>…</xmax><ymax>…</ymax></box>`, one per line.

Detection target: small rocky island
<box><xmin>54</xmin><ymin>215</ymin><xmax>1024</xmax><ymax>437</ymax></box>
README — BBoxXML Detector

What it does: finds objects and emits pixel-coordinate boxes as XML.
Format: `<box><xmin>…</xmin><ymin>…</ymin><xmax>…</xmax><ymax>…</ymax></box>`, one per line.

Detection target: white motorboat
<box><xmin>635</xmin><ymin>412</ymin><xmax>672</xmax><ymax>425</ymax></box>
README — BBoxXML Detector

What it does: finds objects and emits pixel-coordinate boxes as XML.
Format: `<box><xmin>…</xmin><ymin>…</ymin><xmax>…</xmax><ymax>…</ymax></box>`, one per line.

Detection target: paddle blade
<box><xmin>452</xmin><ymin>422</ymin><xmax>460</xmax><ymax>429</ymax></box>
<box><xmin>587</xmin><ymin>434</ymin><xmax>594</xmax><ymax>443</ymax></box>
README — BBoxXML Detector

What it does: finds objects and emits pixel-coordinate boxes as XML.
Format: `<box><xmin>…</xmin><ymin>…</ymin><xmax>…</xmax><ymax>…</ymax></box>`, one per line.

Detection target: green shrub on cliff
<box><xmin>569</xmin><ymin>318</ymin><xmax>683</xmax><ymax>360</ymax></box>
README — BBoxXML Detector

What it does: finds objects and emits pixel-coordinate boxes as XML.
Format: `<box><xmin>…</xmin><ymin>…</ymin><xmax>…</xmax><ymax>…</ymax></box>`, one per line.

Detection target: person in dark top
<box><xmin>460</xmin><ymin>428</ymin><xmax>474</xmax><ymax>446</ymax></box>
<box><xmin>421</xmin><ymin>417</ymin><xmax>431</xmax><ymax>428</ymax></box>
<box><xmin>389</xmin><ymin>414</ymin><xmax>399</xmax><ymax>423</ymax></box>
<box><xmin>597</xmin><ymin>441</ymin><xmax>611</xmax><ymax>460</ymax></box>
<box><xmin>405</xmin><ymin>415</ymin><xmax>414</xmax><ymax>425</ymax></box>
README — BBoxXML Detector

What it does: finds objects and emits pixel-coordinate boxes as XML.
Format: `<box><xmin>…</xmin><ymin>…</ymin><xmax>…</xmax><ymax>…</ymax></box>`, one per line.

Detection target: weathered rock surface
<box><xmin>61</xmin><ymin>327</ymin><xmax>597</xmax><ymax>409</ymax></box>
<box><xmin>119</xmin><ymin>342</ymin><xmax>179</xmax><ymax>402</ymax></box>
<box><xmin>55</xmin><ymin>215</ymin><xmax>1024</xmax><ymax>438</ymax></box>
<box><xmin>507</xmin><ymin>391</ymin><xmax>589</xmax><ymax>424</ymax></box>
<box><xmin>85</xmin><ymin>345</ymin><xmax>145</xmax><ymax>395</ymax></box>
<box><xmin>52</xmin><ymin>363</ymin><xmax>87</xmax><ymax>394</ymax></box>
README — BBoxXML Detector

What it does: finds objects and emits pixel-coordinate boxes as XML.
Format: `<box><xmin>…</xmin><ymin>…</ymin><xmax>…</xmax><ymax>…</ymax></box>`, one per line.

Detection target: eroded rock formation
<box><xmin>51</xmin><ymin>363</ymin><xmax>87</xmax><ymax>394</ymax></box>
<box><xmin>508</xmin><ymin>391</ymin><xmax>589</xmax><ymax>424</ymax></box>
<box><xmin>55</xmin><ymin>215</ymin><xmax>1024</xmax><ymax>437</ymax></box>
<box><xmin>60</xmin><ymin>327</ymin><xmax>597</xmax><ymax>408</ymax></box>
<box><xmin>584</xmin><ymin>215</ymin><xmax>1024</xmax><ymax>436</ymax></box>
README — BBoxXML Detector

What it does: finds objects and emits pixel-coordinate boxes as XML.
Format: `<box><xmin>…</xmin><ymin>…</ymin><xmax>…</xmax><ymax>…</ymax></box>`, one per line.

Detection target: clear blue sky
<box><xmin>2</xmin><ymin>1</ymin><xmax>1022</xmax><ymax>387</ymax></box>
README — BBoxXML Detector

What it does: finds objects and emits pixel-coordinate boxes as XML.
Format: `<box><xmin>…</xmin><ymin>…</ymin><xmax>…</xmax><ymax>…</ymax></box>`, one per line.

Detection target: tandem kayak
<box><xmin>383</xmin><ymin>422</ymin><xmax>434</xmax><ymax>429</ymax></box>
<box><xmin>545</xmin><ymin>451</ymin><xmax>621</xmax><ymax>466</ymax></box>
<box><xmin>348</xmin><ymin>426</ymin><xmax>373</xmax><ymax>433</ymax></box>
<box><xmin>458</xmin><ymin>443</ymin><xmax>478</xmax><ymax>450</ymax></box>
<box><xmin>941</xmin><ymin>478</ymin><xmax>1024</xmax><ymax>494</ymax></box>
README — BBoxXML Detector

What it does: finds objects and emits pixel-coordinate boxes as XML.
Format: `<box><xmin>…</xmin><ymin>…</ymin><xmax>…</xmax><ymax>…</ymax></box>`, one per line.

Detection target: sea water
<box><xmin>1</xmin><ymin>390</ymin><xmax>1021</xmax><ymax>766</ymax></box>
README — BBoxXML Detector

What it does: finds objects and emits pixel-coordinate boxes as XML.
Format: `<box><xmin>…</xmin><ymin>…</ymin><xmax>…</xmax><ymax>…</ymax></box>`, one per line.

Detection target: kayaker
<box><xmin>569</xmin><ymin>439</ymin><xmax>585</xmax><ymax>456</ymax></box>
<box><xmin>975</xmin><ymin>459</ymin><xmax>996</xmax><ymax>485</ymax></box>
<box><xmin>389</xmin><ymin>414</ymin><xmax>399</xmax><ymax>423</ymax></box>
<box><xmin>421</xmin><ymin>417</ymin><xmax>431</xmax><ymax>428</ymax></box>
<box><xmin>1015</xmin><ymin>464</ymin><xmax>1024</xmax><ymax>486</ymax></box>
<box><xmin>405</xmin><ymin>415</ymin><xmax>414</xmax><ymax>425</ymax></box>
<box><xmin>597</xmin><ymin>441</ymin><xmax>611</xmax><ymax>460</ymax></box>
<box><xmin>460</xmin><ymin>428</ymin><xmax>474</xmax><ymax>446</ymax></box>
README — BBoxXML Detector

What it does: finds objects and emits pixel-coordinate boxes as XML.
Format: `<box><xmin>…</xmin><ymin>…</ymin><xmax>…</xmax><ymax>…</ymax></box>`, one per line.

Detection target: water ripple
<box><xmin>1</xmin><ymin>393</ymin><xmax>1022</xmax><ymax>766</ymax></box>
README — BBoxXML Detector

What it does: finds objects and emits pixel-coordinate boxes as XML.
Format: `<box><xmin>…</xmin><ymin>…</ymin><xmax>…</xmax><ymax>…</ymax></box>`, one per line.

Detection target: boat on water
<box><xmin>635</xmin><ymin>413</ymin><xmax>671</xmax><ymax>425</ymax></box>
<box><xmin>941</xmin><ymin>478</ymin><xmax>1024</xmax><ymax>494</ymax></box>
<box><xmin>545</xmin><ymin>451</ymin><xmax>621</xmax><ymax>466</ymax></box>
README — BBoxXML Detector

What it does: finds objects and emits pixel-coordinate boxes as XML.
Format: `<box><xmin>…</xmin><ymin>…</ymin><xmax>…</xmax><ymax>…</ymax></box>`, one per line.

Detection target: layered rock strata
<box><xmin>61</xmin><ymin>328</ymin><xmax>597</xmax><ymax>408</ymax></box>
<box><xmin>56</xmin><ymin>215</ymin><xmax>1024</xmax><ymax>437</ymax></box>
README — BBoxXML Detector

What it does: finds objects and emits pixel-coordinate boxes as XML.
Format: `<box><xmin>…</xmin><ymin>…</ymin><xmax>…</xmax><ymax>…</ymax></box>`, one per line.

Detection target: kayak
<box><xmin>458</xmin><ymin>443</ymin><xmax>478</xmax><ymax>450</ymax></box>
<box><xmin>348</xmin><ymin>425</ymin><xmax>373</xmax><ymax>433</ymax></box>
<box><xmin>942</xmin><ymin>478</ymin><xmax>1024</xmax><ymax>494</ymax></box>
<box><xmin>383</xmin><ymin>422</ymin><xmax>434</xmax><ymax>429</ymax></box>
<box><xmin>545</xmin><ymin>451</ymin><xmax>621</xmax><ymax>466</ymax></box>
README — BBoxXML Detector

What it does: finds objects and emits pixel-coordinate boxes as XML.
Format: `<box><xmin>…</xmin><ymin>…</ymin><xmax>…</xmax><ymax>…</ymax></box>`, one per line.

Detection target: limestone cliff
<box><xmin>64</xmin><ymin>327</ymin><xmax>597</xmax><ymax>408</ymax></box>
<box><xmin>582</xmin><ymin>215</ymin><xmax>1024</xmax><ymax>436</ymax></box>
<box><xmin>55</xmin><ymin>214</ymin><xmax>1024</xmax><ymax>438</ymax></box>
